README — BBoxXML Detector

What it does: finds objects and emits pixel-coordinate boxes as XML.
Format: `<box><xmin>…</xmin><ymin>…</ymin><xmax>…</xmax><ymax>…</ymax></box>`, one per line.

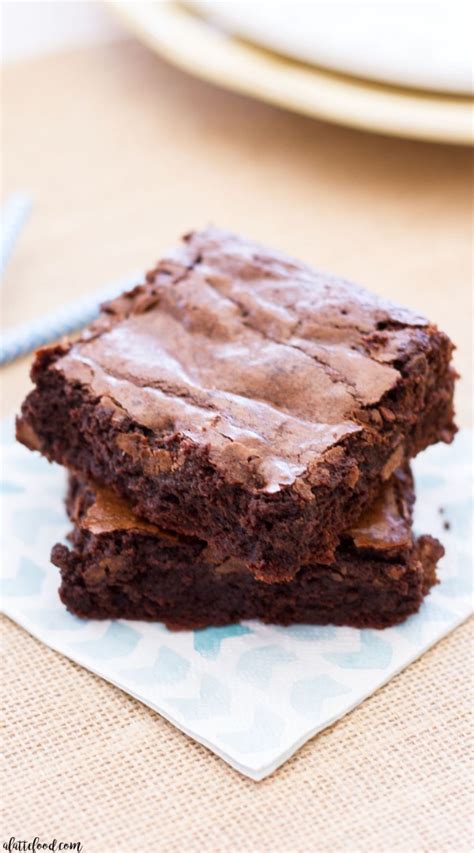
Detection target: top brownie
<box><xmin>17</xmin><ymin>227</ymin><xmax>456</xmax><ymax>580</ymax></box>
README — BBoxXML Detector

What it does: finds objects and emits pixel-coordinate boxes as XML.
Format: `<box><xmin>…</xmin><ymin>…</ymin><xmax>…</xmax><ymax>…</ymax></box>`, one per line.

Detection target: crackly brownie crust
<box><xmin>19</xmin><ymin>228</ymin><xmax>456</xmax><ymax>580</ymax></box>
<box><xmin>51</xmin><ymin>469</ymin><xmax>443</xmax><ymax>630</ymax></box>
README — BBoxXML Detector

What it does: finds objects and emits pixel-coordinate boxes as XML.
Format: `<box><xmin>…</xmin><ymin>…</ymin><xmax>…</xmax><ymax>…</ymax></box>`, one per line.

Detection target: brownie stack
<box><xmin>16</xmin><ymin>228</ymin><xmax>456</xmax><ymax>629</ymax></box>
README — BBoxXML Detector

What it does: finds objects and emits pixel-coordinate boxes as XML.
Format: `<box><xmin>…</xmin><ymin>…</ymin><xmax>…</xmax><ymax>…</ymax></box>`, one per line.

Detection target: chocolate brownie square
<box><xmin>18</xmin><ymin>228</ymin><xmax>455</xmax><ymax>580</ymax></box>
<box><xmin>52</xmin><ymin>468</ymin><xmax>442</xmax><ymax>630</ymax></box>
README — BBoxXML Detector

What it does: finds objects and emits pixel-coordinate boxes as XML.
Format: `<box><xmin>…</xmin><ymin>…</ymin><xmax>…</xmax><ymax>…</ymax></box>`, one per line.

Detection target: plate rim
<box><xmin>109</xmin><ymin>0</ymin><xmax>474</xmax><ymax>145</ymax></box>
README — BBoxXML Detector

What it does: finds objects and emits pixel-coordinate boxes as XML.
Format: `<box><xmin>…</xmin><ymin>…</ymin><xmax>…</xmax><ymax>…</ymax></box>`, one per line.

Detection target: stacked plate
<box><xmin>110</xmin><ymin>0</ymin><xmax>473</xmax><ymax>144</ymax></box>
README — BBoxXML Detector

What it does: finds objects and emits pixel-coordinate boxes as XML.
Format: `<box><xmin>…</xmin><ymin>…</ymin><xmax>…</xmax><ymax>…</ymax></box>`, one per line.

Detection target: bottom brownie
<box><xmin>52</xmin><ymin>470</ymin><xmax>443</xmax><ymax>630</ymax></box>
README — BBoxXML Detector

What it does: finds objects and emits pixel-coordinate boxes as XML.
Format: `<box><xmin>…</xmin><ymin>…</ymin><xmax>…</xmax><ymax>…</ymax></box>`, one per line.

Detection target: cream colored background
<box><xmin>1</xmin><ymin>41</ymin><xmax>473</xmax><ymax>851</ymax></box>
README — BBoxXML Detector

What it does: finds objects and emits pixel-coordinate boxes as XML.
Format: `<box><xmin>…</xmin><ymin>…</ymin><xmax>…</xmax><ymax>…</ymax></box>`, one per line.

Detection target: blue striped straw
<box><xmin>0</xmin><ymin>273</ymin><xmax>142</xmax><ymax>366</ymax></box>
<box><xmin>0</xmin><ymin>192</ymin><xmax>32</xmax><ymax>278</ymax></box>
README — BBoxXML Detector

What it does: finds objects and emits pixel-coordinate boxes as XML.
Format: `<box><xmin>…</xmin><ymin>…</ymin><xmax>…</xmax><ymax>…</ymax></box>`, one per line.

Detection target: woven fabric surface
<box><xmin>2</xmin><ymin>40</ymin><xmax>472</xmax><ymax>852</ymax></box>
<box><xmin>2</xmin><ymin>614</ymin><xmax>472</xmax><ymax>852</ymax></box>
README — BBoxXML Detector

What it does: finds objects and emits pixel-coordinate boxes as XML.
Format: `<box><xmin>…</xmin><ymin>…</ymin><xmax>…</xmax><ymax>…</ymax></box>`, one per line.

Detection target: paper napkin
<box><xmin>1</xmin><ymin>419</ymin><xmax>472</xmax><ymax>780</ymax></box>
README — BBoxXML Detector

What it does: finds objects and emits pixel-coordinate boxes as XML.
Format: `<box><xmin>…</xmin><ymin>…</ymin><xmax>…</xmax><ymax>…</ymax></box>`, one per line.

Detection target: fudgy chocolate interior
<box><xmin>51</xmin><ymin>468</ymin><xmax>443</xmax><ymax>630</ymax></box>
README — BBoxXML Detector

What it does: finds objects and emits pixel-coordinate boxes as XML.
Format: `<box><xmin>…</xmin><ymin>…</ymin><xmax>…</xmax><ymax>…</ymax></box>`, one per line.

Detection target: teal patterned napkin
<box><xmin>1</xmin><ymin>419</ymin><xmax>472</xmax><ymax>780</ymax></box>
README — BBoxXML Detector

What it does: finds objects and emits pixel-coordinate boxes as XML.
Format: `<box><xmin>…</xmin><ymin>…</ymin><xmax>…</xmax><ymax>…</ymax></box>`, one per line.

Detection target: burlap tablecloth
<box><xmin>1</xmin><ymin>40</ymin><xmax>472</xmax><ymax>851</ymax></box>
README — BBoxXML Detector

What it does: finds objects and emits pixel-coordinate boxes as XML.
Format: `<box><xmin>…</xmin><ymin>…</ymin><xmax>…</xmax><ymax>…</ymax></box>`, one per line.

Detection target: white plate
<box><xmin>110</xmin><ymin>2</ymin><xmax>473</xmax><ymax>145</ymax></box>
<box><xmin>190</xmin><ymin>1</ymin><xmax>474</xmax><ymax>95</ymax></box>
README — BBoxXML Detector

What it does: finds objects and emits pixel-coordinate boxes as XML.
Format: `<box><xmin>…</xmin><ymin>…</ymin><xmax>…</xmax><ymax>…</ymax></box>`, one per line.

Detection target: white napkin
<box><xmin>1</xmin><ymin>419</ymin><xmax>472</xmax><ymax>780</ymax></box>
